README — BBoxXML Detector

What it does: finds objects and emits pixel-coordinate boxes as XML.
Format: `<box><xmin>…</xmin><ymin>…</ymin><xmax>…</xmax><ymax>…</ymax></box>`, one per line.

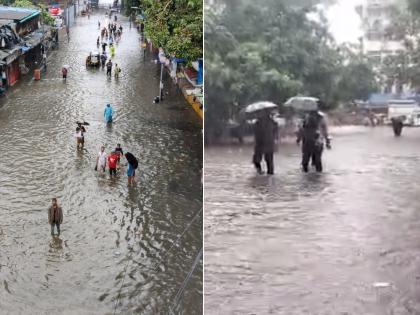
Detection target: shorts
<box><xmin>77</xmin><ymin>137</ymin><xmax>84</xmax><ymax>144</ymax></box>
<box><xmin>63</xmin><ymin>74</ymin><xmax>67</xmax><ymax>79</ymax></box>
<box><xmin>127</xmin><ymin>164</ymin><xmax>135</xmax><ymax>177</ymax></box>
<box><xmin>109</xmin><ymin>167</ymin><xmax>116</xmax><ymax>176</ymax></box>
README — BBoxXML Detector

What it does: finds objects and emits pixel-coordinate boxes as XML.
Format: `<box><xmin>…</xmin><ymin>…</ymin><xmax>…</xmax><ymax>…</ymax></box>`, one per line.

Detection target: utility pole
<box><xmin>159</xmin><ymin>62</ymin><xmax>163</xmax><ymax>100</ymax></box>
<box><xmin>157</xmin><ymin>48</ymin><xmax>166</xmax><ymax>102</ymax></box>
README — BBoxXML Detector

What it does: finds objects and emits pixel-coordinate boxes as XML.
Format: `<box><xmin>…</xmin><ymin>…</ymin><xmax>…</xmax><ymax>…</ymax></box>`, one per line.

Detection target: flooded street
<box><xmin>205</xmin><ymin>126</ymin><xmax>420</xmax><ymax>314</ymax></box>
<box><xmin>0</xmin><ymin>12</ymin><xmax>202</xmax><ymax>315</ymax></box>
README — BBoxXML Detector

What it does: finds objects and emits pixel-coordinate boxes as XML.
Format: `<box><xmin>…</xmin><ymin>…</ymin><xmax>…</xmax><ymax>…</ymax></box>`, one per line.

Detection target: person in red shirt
<box><xmin>62</xmin><ymin>66</ymin><xmax>68</xmax><ymax>80</ymax></box>
<box><xmin>108</xmin><ymin>151</ymin><xmax>119</xmax><ymax>177</ymax></box>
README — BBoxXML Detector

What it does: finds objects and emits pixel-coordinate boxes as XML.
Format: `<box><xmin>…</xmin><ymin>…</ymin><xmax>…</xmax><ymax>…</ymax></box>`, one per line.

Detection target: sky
<box><xmin>325</xmin><ymin>0</ymin><xmax>364</xmax><ymax>44</ymax></box>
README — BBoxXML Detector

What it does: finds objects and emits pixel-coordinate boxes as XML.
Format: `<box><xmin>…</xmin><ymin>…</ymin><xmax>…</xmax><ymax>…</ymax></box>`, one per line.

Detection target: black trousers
<box><xmin>392</xmin><ymin>123</ymin><xmax>403</xmax><ymax>136</ymax></box>
<box><xmin>302</xmin><ymin>141</ymin><xmax>323</xmax><ymax>172</ymax></box>
<box><xmin>253</xmin><ymin>151</ymin><xmax>274</xmax><ymax>175</ymax></box>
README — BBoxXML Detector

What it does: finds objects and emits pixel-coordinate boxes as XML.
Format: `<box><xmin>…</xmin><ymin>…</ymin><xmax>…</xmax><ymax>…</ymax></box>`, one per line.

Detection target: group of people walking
<box><xmin>95</xmin><ymin>144</ymin><xmax>137</xmax><ymax>184</ymax></box>
<box><xmin>253</xmin><ymin>108</ymin><xmax>331</xmax><ymax>175</ymax></box>
<box><xmin>99</xmin><ymin>22</ymin><xmax>123</xmax><ymax>45</ymax></box>
<box><xmin>97</xmin><ymin>19</ymin><xmax>123</xmax><ymax>79</ymax></box>
<box><xmin>95</xmin><ymin>143</ymin><xmax>138</xmax><ymax>185</ymax></box>
<box><xmin>73</xmin><ymin>103</ymin><xmax>138</xmax><ymax>185</ymax></box>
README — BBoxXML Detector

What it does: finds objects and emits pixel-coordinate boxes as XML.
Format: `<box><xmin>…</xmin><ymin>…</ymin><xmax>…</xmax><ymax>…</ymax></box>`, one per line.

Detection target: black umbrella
<box><xmin>76</xmin><ymin>121</ymin><xmax>90</xmax><ymax>126</ymax></box>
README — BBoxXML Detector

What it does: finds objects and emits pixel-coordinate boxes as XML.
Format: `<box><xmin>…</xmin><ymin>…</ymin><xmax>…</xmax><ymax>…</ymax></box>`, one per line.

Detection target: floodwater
<box><xmin>205</xmin><ymin>126</ymin><xmax>420</xmax><ymax>314</ymax></box>
<box><xmin>0</xmin><ymin>12</ymin><xmax>202</xmax><ymax>315</ymax></box>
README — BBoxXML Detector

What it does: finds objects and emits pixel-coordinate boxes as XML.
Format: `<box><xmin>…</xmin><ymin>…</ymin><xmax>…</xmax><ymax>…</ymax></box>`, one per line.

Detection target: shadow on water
<box><xmin>49</xmin><ymin>236</ymin><xmax>63</xmax><ymax>252</ymax></box>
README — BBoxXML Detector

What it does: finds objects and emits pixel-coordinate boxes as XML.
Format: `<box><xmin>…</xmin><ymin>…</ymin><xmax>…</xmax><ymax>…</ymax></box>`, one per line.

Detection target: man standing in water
<box><xmin>391</xmin><ymin>116</ymin><xmax>404</xmax><ymax>137</ymax></box>
<box><xmin>75</xmin><ymin>122</ymin><xmax>86</xmax><ymax>149</ymax></box>
<box><xmin>253</xmin><ymin>110</ymin><xmax>278</xmax><ymax>175</ymax></box>
<box><xmin>106</xmin><ymin>59</ymin><xmax>113</xmax><ymax>77</ymax></box>
<box><xmin>114</xmin><ymin>63</ymin><xmax>121</xmax><ymax>78</ymax></box>
<box><xmin>297</xmin><ymin>110</ymin><xmax>331</xmax><ymax>172</ymax></box>
<box><xmin>48</xmin><ymin>198</ymin><xmax>63</xmax><ymax>236</ymax></box>
<box><xmin>62</xmin><ymin>66</ymin><xmax>68</xmax><ymax>81</ymax></box>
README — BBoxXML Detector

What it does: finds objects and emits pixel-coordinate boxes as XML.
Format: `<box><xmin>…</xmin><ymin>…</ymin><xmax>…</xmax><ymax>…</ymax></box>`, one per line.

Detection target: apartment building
<box><xmin>356</xmin><ymin>0</ymin><xmax>406</xmax><ymax>62</ymax></box>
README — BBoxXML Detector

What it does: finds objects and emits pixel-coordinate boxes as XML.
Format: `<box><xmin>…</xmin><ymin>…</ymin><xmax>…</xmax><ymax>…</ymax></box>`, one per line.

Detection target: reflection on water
<box><xmin>205</xmin><ymin>126</ymin><xmax>420</xmax><ymax>314</ymax></box>
<box><xmin>0</xmin><ymin>11</ymin><xmax>202</xmax><ymax>314</ymax></box>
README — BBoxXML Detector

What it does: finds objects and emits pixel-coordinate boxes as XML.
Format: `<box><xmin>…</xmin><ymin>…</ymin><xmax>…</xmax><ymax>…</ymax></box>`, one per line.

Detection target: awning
<box><xmin>3</xmin><ymin>47</ymin><xmax>21</xmax><ymax>64</ymax></box>
<box><xmin>19</xmin><ymin>11</ymin><xmax>40</xmax><ymax>23</ymax></box>
<box><xmin>0</xmin><ymin>50</ymin><xmax>9</xmax><ymax>65</ymax></box>
<box><xmin>22</xmin><ymin>31</ymin><xmax>43</xmax><ymax>48</ymax></box>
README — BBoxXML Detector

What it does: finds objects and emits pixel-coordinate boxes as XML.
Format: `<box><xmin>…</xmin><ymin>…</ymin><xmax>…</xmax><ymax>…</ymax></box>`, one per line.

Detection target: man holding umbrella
<box><xmin>288</xmin><ymin>97</ymin><xmax>331</xmax><ymax>172</ymax></box>
<box><xmin>246</xmin><ymin>102</ymin><xmax>278</xmax><ymax>175</ymax></box>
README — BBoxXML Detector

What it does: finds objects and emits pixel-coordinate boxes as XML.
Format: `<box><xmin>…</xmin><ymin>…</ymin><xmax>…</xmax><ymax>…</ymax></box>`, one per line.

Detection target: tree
<box><xmin>336</xmin><ymin>47</ymin><xmax>378</xmax><ymax>101</ymax></box>
<box><xmin>141</xmin><ymin>0</ymin><xmax>202</xmax><ymax>63</ymax></box>
<box><xmin>408</xmin><ymin>0</ymin><xmax>420</xmax><ymax>14</ymax></box>
<box><xmin>13</xmin><ymin>0</ymin><xmax>55</xmax><ymax>26</ymax></box>
<box><xmin>122</xmin><ymin>0</ymin><xmax>140</xmax><ymax>16</ymax></box>
<box><xmin>374</xmin><ymin>0</ymin><xmax>420</xmax><ymax>93</ymax></box>
<box><xmin>205</xmin><ymin>0</ymin><xmax>377</xmax><ymax>139</ymax></box>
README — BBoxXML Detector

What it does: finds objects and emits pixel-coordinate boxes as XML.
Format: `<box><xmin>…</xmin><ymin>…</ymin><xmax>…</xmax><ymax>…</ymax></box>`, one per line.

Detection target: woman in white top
<box><xmin>96</xmin><ymin>146</ymin><xmax>107</xmax><ymax>172</ymax></box>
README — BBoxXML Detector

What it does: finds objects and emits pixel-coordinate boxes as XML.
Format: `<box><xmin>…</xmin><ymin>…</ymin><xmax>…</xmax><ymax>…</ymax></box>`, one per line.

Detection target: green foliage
<box><xmin>206</xmin><ymin>0</ymin><xmax>377</xmax><ymax>131</ymax></box>
<box><xmin>375</xmin><ymin>0</ymin><xmax>420</xmax><ymax>93</ymax></box>
<box><xmin>336</xmin><ymin>46</ymin><xmax>379</xmax><ymax>101</ymax></box>
<box><xmin>140</xmin><ymin>0</ymin><xmax>202</xmax><ymax>62</ymax></box>
<box><xmin>122</xmin><ymin>0</ymin><xmax>140</xmax><ymax>16</ymax></box>
<box><xmin>408</xmin><ymin>0</ymin><xmax>420</xmax><ymax>14</ymax></box>
<box><xmin>13</xmin><ymin>0</ymin><xmax>55</xmax><ymax>26</ymax></box>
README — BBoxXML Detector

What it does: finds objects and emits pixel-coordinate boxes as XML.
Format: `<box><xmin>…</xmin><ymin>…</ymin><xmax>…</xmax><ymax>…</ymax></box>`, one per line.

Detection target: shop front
<box><xmin>5</xmin><ymin>49</ymin><xmax>21</xmax><ymax>86</ymax></box>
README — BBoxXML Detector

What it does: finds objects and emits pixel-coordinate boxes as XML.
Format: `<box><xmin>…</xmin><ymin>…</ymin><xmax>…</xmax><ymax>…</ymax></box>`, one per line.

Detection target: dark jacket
<box><xmin>298</xmin><ymin>112</ymin><xmax>329</xmax><ymax>144</ymax></box>
<box><xmin>254</xmin><ymin>117</ymin><xmax>278</xmax><ymax>154</ymax></box>
<box><xmin>48</xmin><ymin>206</ymin><xmax>63</xmax><ymax>224</ymax></box>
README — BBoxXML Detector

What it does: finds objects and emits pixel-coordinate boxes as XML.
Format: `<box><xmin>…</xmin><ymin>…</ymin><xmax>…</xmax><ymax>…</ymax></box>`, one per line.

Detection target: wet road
<box><xmin>0</xmin><ymin>12</ymin><xmax>202</xmax><ymax>315</ymax></box>
<box><xmin>205</xmin><ymin>126</ymin><xmax>420</xmax><ymax>314</ymax></box>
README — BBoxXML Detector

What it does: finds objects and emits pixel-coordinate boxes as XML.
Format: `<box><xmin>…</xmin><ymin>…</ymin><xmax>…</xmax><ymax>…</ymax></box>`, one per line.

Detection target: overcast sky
<box><xmin>325</xmin><ymin>0</ymin><xmax>364</xmax><ymax>43</ymax></box>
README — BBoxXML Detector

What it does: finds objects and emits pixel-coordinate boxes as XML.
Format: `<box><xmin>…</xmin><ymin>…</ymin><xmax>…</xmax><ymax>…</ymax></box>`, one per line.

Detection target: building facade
<box><xmin>357</xmin><ymin>0</ymin><xmax>405</xmax><ymax>62</ymax></box>
<box><xmin>356</xmin><ymin>0</ymin><xmax>411</xmax><ymax>94</ymax></box>
<box><xmin>0</xmin><ymin>7</ymin><xmax>51</xmax><ymax>87</ymax></box>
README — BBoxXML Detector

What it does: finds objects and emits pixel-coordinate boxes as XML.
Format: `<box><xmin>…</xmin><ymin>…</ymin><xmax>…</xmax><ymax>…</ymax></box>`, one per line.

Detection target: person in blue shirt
<box><xmin>104</xmin><ymin>103</ymin><xmax>113</xmax><ymax>123</ymax></box>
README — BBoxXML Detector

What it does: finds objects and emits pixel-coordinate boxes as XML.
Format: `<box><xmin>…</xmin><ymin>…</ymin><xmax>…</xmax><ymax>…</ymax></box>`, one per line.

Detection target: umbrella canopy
<box><xmin>284</xmin><ymin>96</ymin><xmax>319</xmax><ymax>111</ymax></box>
<box><xmin>245</xmin><ymin>101</ymin><xmax>278</xmax><ymax>114</ymax></box>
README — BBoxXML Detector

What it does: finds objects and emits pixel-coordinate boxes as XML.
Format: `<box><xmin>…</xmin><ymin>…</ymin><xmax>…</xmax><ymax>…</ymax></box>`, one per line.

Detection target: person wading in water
<box><xmin>48</xmin><ymin>198</ymin><xmax>63</xmax><ymax>236</ymax></box>
<box><xmin>297</xmin><ymin>110</ymin><xmax>331</xmax><ymax>173</ymax></box>
<box><xmin>253</xmin><ymin>110</ymin><xmax>278</xmax><ymax>175</ymax></box>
